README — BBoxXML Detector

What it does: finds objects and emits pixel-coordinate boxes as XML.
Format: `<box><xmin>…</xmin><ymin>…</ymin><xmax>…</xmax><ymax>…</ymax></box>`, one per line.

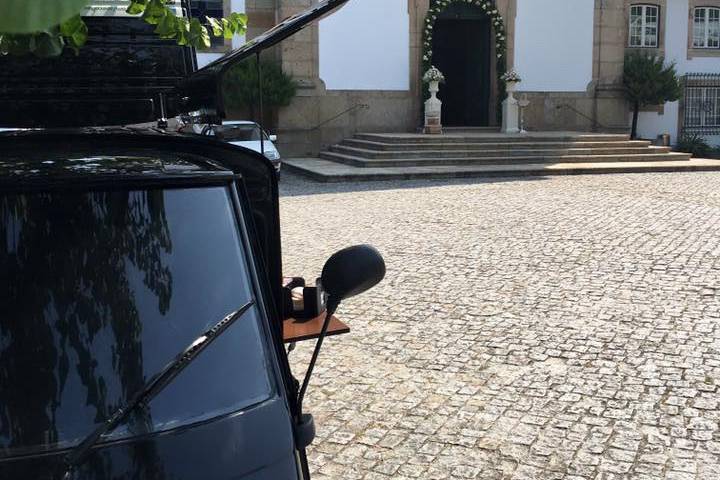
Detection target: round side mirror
<box><xmin>321</xmin><ymin>245</ymin><xmax>385</xmax><ymax>303</ymax></box>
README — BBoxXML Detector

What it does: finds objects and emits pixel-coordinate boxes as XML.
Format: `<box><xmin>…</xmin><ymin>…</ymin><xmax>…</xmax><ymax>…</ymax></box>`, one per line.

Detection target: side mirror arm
<box><xmin>295</xmin><ymin>296</ymin><xmax>340</xmax><ymax>419</ymax></box>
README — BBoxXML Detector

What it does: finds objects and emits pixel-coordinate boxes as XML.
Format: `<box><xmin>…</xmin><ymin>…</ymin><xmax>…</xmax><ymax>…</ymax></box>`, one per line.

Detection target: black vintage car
<box><xmin>0</xmin><ymin>1</ymin><xmax>384</xmax><ymax>479</ymax></box>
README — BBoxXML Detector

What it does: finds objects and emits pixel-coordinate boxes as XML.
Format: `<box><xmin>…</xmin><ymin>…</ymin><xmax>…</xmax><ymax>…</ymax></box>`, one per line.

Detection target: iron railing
<box><xmin>682</xmin><ymin>73</ymin><xmax>720</xmax><ymax>136</ymax></box>
<box><xmin>310</xmin><ymin>103</ymin><xmax>370</xmax><ymax>131</ymax></box>
<box><xmin>555</xmin><ymin>103</ymin><xmax>608</xmax><ymax>131</ymax></box>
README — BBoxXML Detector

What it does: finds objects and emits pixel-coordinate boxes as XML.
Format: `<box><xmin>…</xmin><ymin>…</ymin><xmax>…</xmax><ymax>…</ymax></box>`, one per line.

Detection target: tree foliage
<box><xmin>0</xmin><ymin>0</ymin><xmax>90</xmax><ymax>34</ymax></box>
<box><xmin>623</xmin><ymin>52</ymin><xmax>682</xmax><ymax>139</ymax></box>
<box><xmin>0</xmin><ymin>0</ymin><xmax>247</xmax><ymax>57</ymax></box>
<box><xmin>222</xmin><ymin>58</ymin><xmax>298</xmax><ymax>117</ymax></box>
<box><xmin>0</xmin><ymin>14</ymin><xmax>88</xmax><ymax>56</ymax></box>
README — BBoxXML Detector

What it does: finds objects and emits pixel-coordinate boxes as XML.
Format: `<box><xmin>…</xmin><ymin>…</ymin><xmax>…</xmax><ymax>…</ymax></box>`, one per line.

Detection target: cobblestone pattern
<box><xmin>279</xmin><ymin>172</ymin><xmax>720</xmax><ymax>479</ymax></box>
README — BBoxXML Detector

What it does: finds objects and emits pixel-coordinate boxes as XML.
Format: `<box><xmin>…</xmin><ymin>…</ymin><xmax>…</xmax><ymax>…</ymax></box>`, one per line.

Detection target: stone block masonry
<box><xmin>281</xmin><ymin>171</ymin><xmax>720</xmax><ymax>479</ymax></box>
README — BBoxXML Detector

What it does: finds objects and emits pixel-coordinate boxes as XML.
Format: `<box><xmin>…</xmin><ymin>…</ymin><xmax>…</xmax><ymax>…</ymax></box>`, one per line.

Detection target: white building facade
<box><xmin>634</xmin><ymin>1</ymin><xmax>720</xmax><ymax>146</ymax></box>
<box><xmin>198</xmin><ymin>0</ymin><xmax>720</xmax><ymax>155</ymax></box>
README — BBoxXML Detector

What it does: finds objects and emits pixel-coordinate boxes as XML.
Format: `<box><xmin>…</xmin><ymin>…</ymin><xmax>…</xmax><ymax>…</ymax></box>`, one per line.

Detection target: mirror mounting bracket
<box><xmin>294</xmin><ymin>413</ymin><xmax>316</xmax><ymax>449</ymax></box>
<box><xmin>296</xmin><ymin>297</ymin><xmax>340</xmax><ymax>418</ymax></box>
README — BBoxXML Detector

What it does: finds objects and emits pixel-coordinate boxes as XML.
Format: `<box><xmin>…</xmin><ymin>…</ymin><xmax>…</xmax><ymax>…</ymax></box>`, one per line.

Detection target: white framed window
<box><xmin>629</xmin><ymin>4</ymin><xmax>660</xmax><ymax>47</ymax></box>
<box><xmin>693</xmin><ymin>7</ymin><xmax>720</xmax><ymax>49</ymax></box>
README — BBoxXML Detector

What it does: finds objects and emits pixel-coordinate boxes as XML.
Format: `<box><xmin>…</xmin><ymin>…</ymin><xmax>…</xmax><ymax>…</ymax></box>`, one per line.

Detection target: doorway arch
<box><xmin>423</xmin><ymin>1</ymin><xmax>507</xmax><ymax>127</ymax></box>
<box><xmin>432</xmin><ymin>5</ymin><xmax>491</xmax><ymax>126</ymax></box>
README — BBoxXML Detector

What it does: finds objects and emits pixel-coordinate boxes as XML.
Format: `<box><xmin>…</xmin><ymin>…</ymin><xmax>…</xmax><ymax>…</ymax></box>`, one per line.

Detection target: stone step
<box><xmin>284</xmin><ymin>157</ymin><xmax>720</xmax><ymax>182</ymax></box>
<box><xmin>341</xmin><ymin>138</ymin><xmax>653</xmax><ymax>151</ymax></box>
<box><xmin>329</xmin><ymin>144</ymin><xmax>670</xmax><ymax>159</ymax></box>
<box><xmin>417</xmin><ymin>126</ymin><xmax>502</xmax><ymax>134</ymax></box>
<box><xmin>319</xmin><ymin>151</ymin><xmax>691</xmax><ymax>168</ymax></box>
<box><xmin>354</xmin><ymin>132</ymin><xmax>631</xmax><ymax>144</ymax></box>
<box><xmin>440</xmin><ymin>126</ymin><xmax>502</xmax><ymax>133</ymax></box>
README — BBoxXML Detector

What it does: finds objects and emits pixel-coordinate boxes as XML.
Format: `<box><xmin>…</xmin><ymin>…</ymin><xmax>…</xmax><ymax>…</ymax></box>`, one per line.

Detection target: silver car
<box><xmin>203</xmin><ymin>121</ymin><xmax>282</xmax><ymax>174</ymax></box>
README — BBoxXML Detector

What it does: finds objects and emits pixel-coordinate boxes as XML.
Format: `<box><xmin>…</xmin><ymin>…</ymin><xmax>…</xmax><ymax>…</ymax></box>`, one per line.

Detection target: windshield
<box><xmin>216</xmin><ymin>124</ymin><xmax>268</xmax><ymax>142</ymax></box>
<box><xmin>0</xmin><ymin>185</ymin><xmax>273</xmax><ymax>458</ymax></box>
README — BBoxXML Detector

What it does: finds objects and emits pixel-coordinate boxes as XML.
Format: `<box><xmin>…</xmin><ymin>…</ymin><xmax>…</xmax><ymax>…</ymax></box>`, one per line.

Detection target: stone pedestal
<box><xmin>424</xmin><ymin>80</ymin><xmax>442</xmax><ymax>134</ymax></box>
<box><xmin>501</xmin><ymin>83</ymin><xmax>520</xmax><ymax>134</ymax></box>
<box><xmin>518</xmin><ymin>94</ymin><xmax>530</xmax><ymax>134</ymax></box>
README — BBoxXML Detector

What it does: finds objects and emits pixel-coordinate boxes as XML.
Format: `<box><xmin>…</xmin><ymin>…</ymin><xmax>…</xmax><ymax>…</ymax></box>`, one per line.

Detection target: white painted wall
<box><xmin>637</xmin><ymin>0</ymin><xmax>720</xmax><ymax>146</ymax></box>
<box><xmin>196</xmin><ymin>0</ymin><xmax>246</xmax><ymax>69</ymax></box>
<box><xmin>196</xmin><ymin>53</ymin><xmax>223</xmax><ymax>68</ymax></box>
<box><xmin>319</xmin><ymin>0</ymin><xmax>409</xmax><ymax>91</ymax></box>
<box><xmin>514</xmin><ymin>0</ymin><xmax>595</xmax><ymax>92</ymax></box>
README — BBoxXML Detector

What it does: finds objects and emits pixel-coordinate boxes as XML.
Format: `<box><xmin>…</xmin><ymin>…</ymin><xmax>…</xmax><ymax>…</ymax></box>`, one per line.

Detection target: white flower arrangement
<box><xmin>423</xmin><ymin>66</ymin><xmax>446</xmax><ymax>84</ymax></box>
<box><xmin>501</xmin><ymin>69</ymin><xmax>522</xmax><ymax>83</ymax></box>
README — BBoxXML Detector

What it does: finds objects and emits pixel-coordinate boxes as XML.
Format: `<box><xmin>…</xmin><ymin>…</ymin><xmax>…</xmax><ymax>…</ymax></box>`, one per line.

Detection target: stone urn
<box><xmin>501</xmin><ymin>69</ymin><xmax>523</xmax><ymax>134</ymax></box>
<box><xmin>423</xmin><ymin>66</ymin><xmax>445</xmax><ymax>134</ymax></box>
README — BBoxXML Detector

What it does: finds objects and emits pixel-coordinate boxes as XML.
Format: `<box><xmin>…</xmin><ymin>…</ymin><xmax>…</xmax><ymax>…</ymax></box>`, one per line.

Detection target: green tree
<box><xmin>623</xmin><ymin>52</ymin><xmax>682</xmax><ymax>139</ymax></box>
<box><xmin>222</xmin><ymin>58</ymin><xmax>298</xmax><ymax>120</ymax></box>
<box><xmin>0</xmin><ymin>0</ymin><xmax>247</xmax><ymax>56</ymax></box>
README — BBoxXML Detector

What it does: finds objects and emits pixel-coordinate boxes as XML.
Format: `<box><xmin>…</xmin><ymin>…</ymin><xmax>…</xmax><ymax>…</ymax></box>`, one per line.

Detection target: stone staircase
<box><xmin>284</xmin><ymin>131</ymin><xmax>720</xmax><ymax>182</ymax></box>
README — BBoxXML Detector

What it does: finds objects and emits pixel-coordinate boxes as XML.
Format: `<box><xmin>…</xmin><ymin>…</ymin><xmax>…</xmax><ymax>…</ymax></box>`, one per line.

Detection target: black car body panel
<box><xmin>0</xmin><ymin>1</ymin><xmax>358</xmax><ymax>477</ymax></box>
<box><xmin>0</xmin><ymin>132</ymin><xmax>300</xmax><ymax>478</ymax></box>
<box><xmin>0</xmin><ymin>0</ymin><xmax>349</xmax><ymax>128</ymax></box>
<box><xmin>0</xmin><ymin>16</ymin><xmax>197</xmax><ymax>128</ymax></box>
<box><xmin>0</xmin><ymin>130</ymin><xmax>283</xmax><ymax>312</ymax></box>
<box><xmin>0</xmin><ymin>398</ymin><xmax>297</xmax><ymax>479</ymax></box>
<box><xmin>179</xmin><ymin>0</ymin><xmax>350</xmax><ymax>118</ymax></box>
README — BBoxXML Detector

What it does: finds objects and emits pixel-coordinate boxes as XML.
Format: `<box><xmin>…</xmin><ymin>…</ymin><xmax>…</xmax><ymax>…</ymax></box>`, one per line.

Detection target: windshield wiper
<box><xmin>59</xmin><ymin>300</ymin><xmax>256</xmax><ymax>480</ymax></box>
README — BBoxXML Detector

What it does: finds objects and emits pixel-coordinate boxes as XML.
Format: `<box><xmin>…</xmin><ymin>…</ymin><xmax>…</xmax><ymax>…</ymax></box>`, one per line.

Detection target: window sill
<box><xmin>688</xmin><ymin>48</ymin><xmax>720</xmax><ymax>58</ymax></box>
<box><xmin>626</xmin><ymin>46</ymin><xmax>664</xmax><ymax>55</ymax></box>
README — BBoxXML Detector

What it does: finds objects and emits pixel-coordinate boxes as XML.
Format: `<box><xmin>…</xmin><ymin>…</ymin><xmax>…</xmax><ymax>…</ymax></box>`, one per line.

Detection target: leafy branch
<box><xmin>127</xmin><ymin>0</ymin><xmax>247</xmax><ymax>48</ymax></box>
<box><xmin>0</xmin><ymin>14</ymin><xmax>88</xmax><ymax>57</ymax></box>
<box><xmin>0</xmin><ymin>0</ymin><xmax>247</xmax><ymax>57</ymax></box>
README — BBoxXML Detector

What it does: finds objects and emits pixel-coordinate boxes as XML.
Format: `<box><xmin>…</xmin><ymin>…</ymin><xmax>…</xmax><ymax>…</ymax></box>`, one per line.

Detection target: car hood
<box><xmin>178</xmin><ymin>0</ymin><xmax>349</xmax><ymax>120</ymax></box>
<box><xmin>230</xmin><ymin>140</ymin><xmax>278</xmax><ymax>154</ymax></box>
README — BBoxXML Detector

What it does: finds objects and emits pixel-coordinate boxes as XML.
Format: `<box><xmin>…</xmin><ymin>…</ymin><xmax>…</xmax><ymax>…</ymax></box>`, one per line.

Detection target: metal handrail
<box><xmin>556</xmin><ymin>103</ymin><xmax>608</xmax><ymax>130</ymax></box>
<box><xmin>311</xmin><ymin>103</ymin><xmax>370</xmax><ymax>131</ymax></box>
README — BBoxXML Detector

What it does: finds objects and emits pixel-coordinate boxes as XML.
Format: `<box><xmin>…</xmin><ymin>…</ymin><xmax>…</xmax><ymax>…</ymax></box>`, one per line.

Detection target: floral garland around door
<box><xmin>422</xmin><ymin>0</ymin><xmax>509</xmax><ymax>120</ymax></box>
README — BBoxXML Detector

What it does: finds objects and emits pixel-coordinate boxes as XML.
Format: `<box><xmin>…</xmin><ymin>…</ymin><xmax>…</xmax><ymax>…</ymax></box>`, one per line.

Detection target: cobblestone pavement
<box><xmin>279</xmin><ymin>172</ymin><xmax>720</xmax><ymax>480</ymax></box>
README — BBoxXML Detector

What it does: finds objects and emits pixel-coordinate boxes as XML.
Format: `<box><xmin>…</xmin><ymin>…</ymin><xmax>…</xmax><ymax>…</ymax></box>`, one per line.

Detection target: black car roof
<box><xmin>0</xmin><ymin>0</ymin><xmax>350</xmax><ymax>129</ymax></box>
<box><xmin>0</xmin><ymin>129</ymin><xmax>235</xmax><ymax>191</ymax></box>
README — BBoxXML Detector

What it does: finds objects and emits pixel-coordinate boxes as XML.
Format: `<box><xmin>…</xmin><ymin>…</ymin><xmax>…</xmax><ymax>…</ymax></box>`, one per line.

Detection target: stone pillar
<box><xmin>275</xmin><ymin>0</ymin><xmax>324</xmax><ymax>156</ymax></box>
<box><xmin>244</xmin><ymin>0</ymin><xmax>276</xmax><ymax>42</ymax></box>
<box><xmin>501</xmin><ymin>83</ymin><xmax>520</xmax><ymax>133</ymax></box>
<box><xmin>412</xmin><ymin>0</ymin><xmax>431</xmax><ymax>127</ymax></box>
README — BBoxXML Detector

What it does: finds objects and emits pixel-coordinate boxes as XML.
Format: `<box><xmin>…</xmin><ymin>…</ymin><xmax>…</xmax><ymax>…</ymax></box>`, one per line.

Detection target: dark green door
<box><xmin>432</xmin><ymin>17</ymin><xmax>491</xmax><ymax>126</ymax></box>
